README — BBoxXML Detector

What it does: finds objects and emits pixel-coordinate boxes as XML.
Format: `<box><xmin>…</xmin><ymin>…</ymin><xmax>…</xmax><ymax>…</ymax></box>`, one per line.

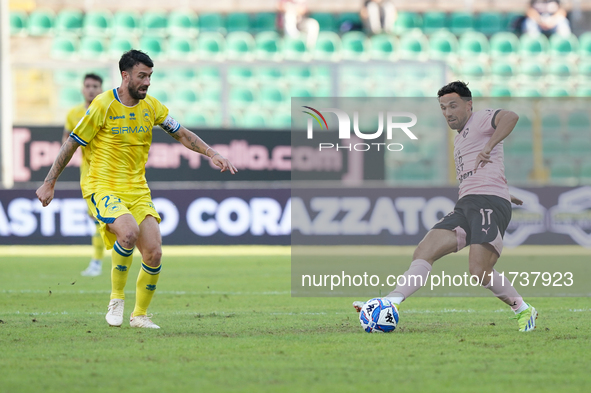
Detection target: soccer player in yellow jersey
<box><xmin>36</xmin><ymin>50</ymin><xmax>237</xmax><ymax>329</ymax></box>
<box><xmin>63</xmin><ymin>73</ymin><xmax>105</xmax><ymax>277</ymax></box>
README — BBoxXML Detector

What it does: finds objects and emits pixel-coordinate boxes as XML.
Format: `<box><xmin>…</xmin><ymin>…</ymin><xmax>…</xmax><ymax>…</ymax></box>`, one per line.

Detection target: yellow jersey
<box><xmin>65</xmin><ymin>103</ymin><xmax>92</xmax><ymax>177</ymax></box>
<box><xmin>71</xmin><ymin>88</ymin><xmax>173</xmax><ymax>198</ymax></box>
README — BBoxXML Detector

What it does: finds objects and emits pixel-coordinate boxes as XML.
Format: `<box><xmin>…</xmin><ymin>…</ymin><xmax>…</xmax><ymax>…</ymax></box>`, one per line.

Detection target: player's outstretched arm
<box><xmin>169</xmin><ymin>126</ymin><xmax>238</xmax><ymax>174</ymax></box>
<box><xmin>474</xmin><ymin>110</ymin><xmax>519</xmax><ymax>172</ymax></box>
<box><xmin>36</xmin><ymin>136</ymin><xmax>81</xmax><ymax>207</ymax></box>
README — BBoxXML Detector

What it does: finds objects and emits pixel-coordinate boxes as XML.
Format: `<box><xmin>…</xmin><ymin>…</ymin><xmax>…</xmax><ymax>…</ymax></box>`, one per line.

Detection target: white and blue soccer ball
<box><xmin>359</xmin><ymin>298</ymin><xmax>399</xmax><ymax>333</ymax></box>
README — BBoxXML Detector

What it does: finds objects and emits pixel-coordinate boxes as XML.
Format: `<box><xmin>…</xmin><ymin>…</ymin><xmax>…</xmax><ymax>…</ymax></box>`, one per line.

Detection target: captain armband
<box><xmin>160</xmin><ymin>115</ymin><xmax>181</xmax><ymax>134</ymax></box>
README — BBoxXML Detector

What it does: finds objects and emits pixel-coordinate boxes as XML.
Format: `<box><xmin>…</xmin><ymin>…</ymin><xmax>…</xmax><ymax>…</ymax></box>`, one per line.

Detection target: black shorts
<box><xmin>432</xmin><ymin>194</ymin><xmax>512</xmax><ymax>255</ymax></box>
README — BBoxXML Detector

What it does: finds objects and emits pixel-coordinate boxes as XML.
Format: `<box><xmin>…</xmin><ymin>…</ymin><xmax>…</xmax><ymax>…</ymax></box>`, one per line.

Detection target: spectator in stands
<box><xmin>361</xmin><ymin>0</ymin><xmax>397</xmax><ymax>35</ymax></box>
<box><xmin>277</xmin><ymin>0</ymin><xmax>320</xmax><ymax>50</ymax></box>
<box><xmin>522</xmin><ymin>0</ymin><xmax>571</xmax><ymax>37</ymax></box>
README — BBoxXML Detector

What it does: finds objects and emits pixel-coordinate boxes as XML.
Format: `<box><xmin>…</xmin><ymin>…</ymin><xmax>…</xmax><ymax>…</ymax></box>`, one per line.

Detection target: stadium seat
<box><xmin>393</xmin><ymin>12</ymin><xmax>422</xmax><ymax>34</ymax></box>
<box><xmin>337</xmin><ymin>12</ymin><xmax>362</xmax><ymax>32</ymax></box>
<box><xmin>341</xmin><ymin>31</ymin><xmax>368</xmax><ymax>59</ymax></box>
<box><xmin>229</xmin><ymin>86</ymin><xmax>256</xmax><ymax>107</ymax></box>
<box><xmin>59</xmin><ymin>86</ymin><xmax>83</xmax><ymax>107</ymax></box>
<box><xmin>242</xmin><ymin>112</ymin><xmax>267</xmax><ymax>128</ymax></box>
<box><xmin>283</xmin><ymin>36</ymin><xmax>308</xmax><ymax>60</ymax></box>
<box><xmin>139</xmin><ymin>36</ymin><xmax>164</xmax><ymax>59</ymax></box>
<box><xmin>515</xmin><ymin>87</ymin><xmax>543</xmax><ymax>97</ymax></box>
<box><xmin>576</xmin><ymin>84</ymin><xmax>591</xmax><ymax>97</ymax></box>
<box><xmin>53</xmin><ymin>69</ymin><xmax>79</xmax><ymax>85</ymax></box>
<box><xmin>199</xmin><ymin>87</ymin><xmax>222</xmax><ymax>107</ymax></box>
<box><xmin>459</xmin><ymin>61</ymin><xmax>488</xmax><ymax>79</ymax></box>
<box><xmin>270</xmin><ymin>112</ymin><xmax>291</xmax><ymax>129</ymax></box>
<box><xmin>578</xmin><ymin>32</ymin><xmax>591</xmax><ymax>58</ymax></box>
<box><xmin>567</xmin><ymin>137</ymin><xmax>591</xmax><ymax>157</ymax></box>
<box><xmin>168</xmin><ymin>68</ymin><xmax>198</xmax><ymax>84</ymax></box>
<box><xmin>228</xmin><ymin>67</ymin><xmax>254</xmax><ymax>83</ymax></box>
<box><xmin>183</xmin><ymin>112</ymin><xmax>210</xmax><ymax>127</ymax></box>
<box><xmin>490</xmin><ymin>86</ymin><xmax>512</xmax><ymax>97</ymax></box>
<box><xmin>542</xmin><ymin>113</ymin><xmax>563</xmax><ymax>136</ymax></box>
<box><xmin>449</xmin><ymin>12</ymin><xmax>474</xmax><ymax>35</ymax></box>
<box><xmin>113</xmin><ymin>10</ymin><xmax>141</xmax><ymax>34</ymax></box>
<box><xmin>168</xmin><ymin>10</ymin><xmax>198</xmax><ymax>37</ymax></box>
<box><xmin>370</xmin><ymin>34</ymin><xmax>398</xmax><ymax>60</ymax></box>
<box><xmin>543</xmin><ymin>136</ymin><xmax>566</xmax><ymax>157</ymax></box>
<box><xmin>168</xmin><ymin>37</ymin><xmax>194</xmax><ymax>60</ymax></box>
<box><xmin>428</xmin><ymin>30</ymin><xmax>458</xmax><ymax>60</ymax></box>
<box><xmin>173</xmin><ymin>88</ymin><xmax>199</xmax><ymax>107</ymax></box>
<box><xmin>142</xmin><ymin>11</ymin><xmax>168</xmax><ymax>36</ymax></box>
<box><xmin>256</xmin><ymin>67</ymin><xmax>283</xmax><ymax>81</ymax></box>
<box><xmin>10</xmin><ymin>11</ymin><xmax>27</xmax><ymax>36</ymax></box>
<box><xmin>255</xmin><ymin>31</ymin><xmax>282</xmax><ymax>60</ymax></box>
<box><xmin>458</xmin><ymin>32</ymin><xmax>489</xmax><ymax>58</ymax></box>
<box><xmin>197</xmin><ymin>67</ymin><xmax>221</xmax><ymax>84</ymax></box>
<box><xmin>476</xmin><ymin>12</ymin><xmax>503</xmax><ymax>36</ymax></box>
<box><xmin>79</xmin><ymin>36</ymin><xmax>106</xmax><ymax>58</ymax></box>
<box><xmin>422</xmin><ymin>12</ymin><xmax>447</xmax><ymax>34</ymax></box>
<box><xmin>51</xmin><ymin>35</ymin><xmax>78</xmax><ymax>59</ymax></box>
<box><xmin>148</xmin><ymin>87</ymin><xmax>169</xmax><ymax>104</ymax></box>
<box><xmin>520</xmin><ymin>34</ymin><xmax>549</xmax><ymax>58</ymax></box>
<box><xmin>579</xmin><ymin>161</ymin><xmax>591</xmax><ymax>181</ymax></box>
<box><xmin>399</xmin><ymin>31</ymin><xmax>428</xmax><ymax>60</ymax></box>
<box><xmin>490</xmin><ymin>61</ymin><xmax>516</xmax><ymax>82</ymax></box>
<box><xmin>226</xmin><ymin>32</ymin><xmax>255</xmax><ymax>59</ymax></box>
<box><xmin>284</xmin><ymin>67</ymin><xmax>310</xmax><ymax>83</ymax></box>
<box><xmin>550</xmin><ymin>161</ymin><xmax>576</xmax><ymax>181</ymax></box>
<box><xmin>503</xmin><ymin>12</ymin><xmax>524</xmax><ymax>33</ymax></box>
<box><xmin>28</xmin><ymin>9</ymin><xmax>54</xmax><ymax>36</ymax></box>
<box><xmin>252</xmin><ymin>12</ymin><xmax>277</xmax><ymax>33</ymax></box>
<box><xmin>226</xmin><ymin>12</ymin><xmax>250</xmax><ymax>32</ymax></box>
<box><xmin>490</xmin><ymin>32</ymin><xmax>520</xmax><ymax>57</ymax></box>
<box><xmin>199</xmin><ymin>13</ymin><xmax>225</xmax><ymax>32</ymax></box>
<box><xmin>547</xmin><ymin>60</ymin><xmax>575</xmax><ymax>79</ymax></box>
<box><xmin>549</xmin><ymin>34</ymin><xmax>578</xmax><ymax>57</ymax></box>
<box><xmin>567</xmin><ymin>111</ymin><xmax>591</xmax><ymax>135</ymax></box>
<box><xmin>55</xmin><ymin>9</ymin><xmax>83</xmax><ymax>33</ymax></box>
<box><xmin>83</xmin><ymin>10</ymin><xmax>112</xmax><ymax>36</ymax></box>
<box><xmin>504</xmin><ymin>158</ymin><xmax>532</xmax><ymax>183</ymax></box>
<box><xmin>314</xmin><ymin>32</ymin><xmax>341</xmax><ymax>61</ymax></box>
<box><xmin>290</xmin><ymin>86</ymin><xmax>313</xmax><ymax>98</ymax></box>
<box><xmin>196</xmin><ymin>32</ymin><xmax>225</xmax><ymax>60</ymax></box>
<box><xmin>519</xmin><ymin>61</ymin><xmax>545</xmax><ymax>79</ymax></box>
<box><xmin>310</xmin><ymin>13</ymin><xmax>336</xmax><ymax>31</ymax></box>
<box><xmin>110</xmin><ymin>37</ymin><xmax>135</xmax><ymax>58</ymax></box>
<box><xmin>504</xmin><ymin>138</ymin><xmax>533</xmax><ymax>156</ymax></box>
<box><xmin>546</xmin><ymin>86</ymin><xmax>572</xmax><ymax>97</ymax></box>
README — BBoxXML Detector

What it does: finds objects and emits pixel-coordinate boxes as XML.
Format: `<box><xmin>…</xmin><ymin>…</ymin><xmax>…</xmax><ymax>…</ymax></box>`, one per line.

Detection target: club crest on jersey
<box><xmin>108</xmin><ymin>204</ymin><xmax>123</xmax><ymax>213</ymax></box>
<box><xmin>463</xmin><ymin>128</ymin><xmax>469</xmax><ymax>138</ymax></box>
<box><xmin>143</xmin><ymin>109</ymin><xmax>150</xmax><ymax>123</ymax></box>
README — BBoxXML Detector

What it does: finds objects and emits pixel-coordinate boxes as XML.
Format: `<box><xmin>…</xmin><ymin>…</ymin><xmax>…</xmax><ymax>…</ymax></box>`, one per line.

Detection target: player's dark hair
<box><xmin>84</xmin><ymin>73</ymin><xmax>103</xmax><ymax>85</ymax></box>
<box><xmin>437</xmin><ymin>81</ymin><xmax>472</xmax><ymax>101</ymax></box>
<box><xmin>119</xmin><ymin>50</ymin><xmax>154</xmax><ymax>73</ymax></box>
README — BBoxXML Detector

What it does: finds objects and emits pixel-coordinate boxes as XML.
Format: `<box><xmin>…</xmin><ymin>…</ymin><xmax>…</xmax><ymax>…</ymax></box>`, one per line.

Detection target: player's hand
<box><xmin>473</xmin><ymin>147</ymin><xmax>492</xmax><ymax>173</ymax></box>
<box><xmin>36</xmin><ymin>182</ymin><xmax>55</xmax><ymax>207</ymax></box>
<box><xmin>510</xmin><ymin>194</ymin><xmax>523</xmax><ymax>206</ymax></box>
<box><xmin>211</xmin><ymin>154</ymin><xmax>238</xmax><ymax>175</ymax></box>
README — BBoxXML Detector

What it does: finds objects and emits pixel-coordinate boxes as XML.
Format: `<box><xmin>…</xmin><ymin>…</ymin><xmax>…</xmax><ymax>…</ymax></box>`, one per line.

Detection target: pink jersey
<box><xmin>453</xmin><ymin>108</ymin><xmax>511</xmax><ymax>202</ymax></box>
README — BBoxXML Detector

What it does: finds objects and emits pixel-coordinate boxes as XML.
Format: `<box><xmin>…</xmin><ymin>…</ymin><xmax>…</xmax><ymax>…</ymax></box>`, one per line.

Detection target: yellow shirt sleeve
<box><xmin>71</xmin><ymin>101</ymin><xmax>108</xmax><ymax>146</ymax></box>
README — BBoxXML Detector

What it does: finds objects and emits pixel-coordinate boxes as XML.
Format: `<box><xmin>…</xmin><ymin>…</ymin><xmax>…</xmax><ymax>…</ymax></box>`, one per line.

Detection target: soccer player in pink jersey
<box><xmin>354</xmin><ymin>81</ymin><xmax>538</xmax><ymax>332</ymax></box>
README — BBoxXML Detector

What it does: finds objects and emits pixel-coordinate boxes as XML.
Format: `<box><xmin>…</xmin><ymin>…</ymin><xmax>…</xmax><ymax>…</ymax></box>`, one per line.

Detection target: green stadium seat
<box><xmin>290</xmin><ymin>86</ymin><xmax>313</xmax><ymax>98</ymax></box>
<box><xmin>184</xmin><ymin>112</ymin><xmax>211</xmax><ymax>127</ymax></box>
<box><xmin>260</xmin><ymin>86</ymin><xmax>286</xmax><ymax>106</ymax></box>
<box><xmin>310</xmin><ymin>13</ymin><xmax>336</xmax><ymax>31</ymax></box>
<box><xmin>173</xmin><ymin>88</ymin><xmax>199</xmax><ymax>107</ymax></box>
<box><xmin>197</xmin><ymin>67</ymin><xmax>221</xmax><ymax>84</ymax></box>
<box><xmin>579</xmin><ymin>61</ymin><xmax>591</xmax><ymax>79</ymax></box>
<box><xmin>542</xmin><ymin>113</ymin><xmax>563</xmax><ymax>135</ymax></box>
<box><xmin>199</xmin><ymin>87</ymin><xmax>222</xmax><ymax>107</ymax></box>
<box><xmin>580</xmin><ymin>161</ymin><xmax>591</xmax><ymax>181</ymax></box>
<box><xmin>567</xmin><ymin>138</ymin><xmax>591</xmax><ymax>157</ymax></box>
<box><xmin>228</xmin><ymin>67</ymin><xmax>254</xmax><ymax>83</ymax></box>
<box><xmin>284</xmin><ymin>67</ymin><xmax>310</xmax><ymax>83</ymax></box>
<box><xmin>546</xmin><ymin>86</ymin><xmax>572</xmax><ymax>97</ymax></box>
<box><xmin>229</xmin><ymin>86</ymin><xmax>256</xmax><ymax>107</ymax></box>
<box><xmin>520</xmin><ymin>34</ymin><xmax>549</xmax><ymax>58</ymax></box>
<box><xmin>168</xmin><ymin>68</ymin><xmax>198</xmax><ymax>84</ymax></box>
<box><xmin>504</xmin><ymin>158</ymin><xmax>532</xmax><ymax>183</ymax></box>
<box><xmin>459</xmin><ymin>62</ymin><xmax>488</xmax><ymax>79</ymax></box>
<box><xmin>393</xmin><ymin>12</ymin><xmax>422</xmax><ymax>34</ymax></box>
<box><xmin>83</xmin><ymin>10</ymin><xmax>112</xmax><ymax>36</ymax></box>
<box><xmin>399</xmin><ymin>31</ymin><xmax>428</xmax><ymax>59</ymax></box>
<box><xmin>370</xmin><ymin>34</ymin><xmax>398</xmax><ymax>60</ymax></box>
<box><xmin>196</xmin><ymin>32</ymin><xmax>225</xmax><ymax>60</ymax></box>
<box><xmin>428</xmin><ymin>30</ymin><xmax>458</xmax><ymax>60</ymax></box>
<box><xmin>226</xmin><ymin>32</ymin><xmax>255</xmax><ymax>59</ymax></box>
<box><xmin>199</xmin><ymin>13</ymin><xmax>225</xmax><ymax>32</ymax></box>
<box><xmin>576</xmin><ymin>84</ymin><xmax>591</xmax><ymax>97</ymax></box>
<box><xmin>10</xmin><ymin>11</ymin><xmax>27</xmax><ymax>36</ymax></box>
<box><xmin>504</xmin><ymin>138</ymin><xmax>533</xmax><ymax>156</ymax></box>
<box><xmin>113</xmin><ymin>10</ymin><xmax>141</xmax><ymax>34</ymax></box>
<box><xmin>503</xmin><ymin>12</ymin><xmax>523</xmax><ymax>33</ymax></box>
<box><xmin>490</xmin><ymin>32</ymin><xmax>519</xmax><ymax>57</ymax></box>
<box><xmin>341</xmin><ymin>31</ymin><xmax>368</xmax><ymax>59</ymax></box>
<box><xmin>458</xmin><ymin>32</ymin><xmax>489</xmax><ymax>58</ymax></box>
<box><xmin>139</xmin><ymin>36</ymin><xmax>164</xmax><ymax>59</ymax></box>
<box><xmin>55</xmin><ymin>9</ymin><xmax>83</xmax><ymax>33</ymax></box>
<box><xmin>168</xmin><ymin>37</ymin><xmax>194</xmax><ymax>60</ymax></box>
<box><xmin>549</xmin><ymin>34</ymin><xmax>578</xmax><ymax>57</ymax></box>
<box><xmin>110</xmin><ymin>37</ymin><xmax>135</xmax><ymax>58</ymax></box>
<box><xmin>283</xmin><ymin>36</ymin><xmax>308</xmax><ymax>60</ymax></box>
<box><xmin>567</xmin><ymin>111</ymin><xmax>591</xmax><ymax>134</ymax></box>
<box><xmin>422</xmin><ymin>12</ymin><xmax>447</xmax><ymax>34</ymax></box>
<box><xmin>313</xmin><ymin>32</ymin><xmax>341</xmax><ymax>61</ymax></box>
<box><xmin>142</xmin><ymin>11</ymin><xmax>168</xmax><ymax>36</ymax></box>
<box><xmin>543</xmin><ymin>136</ymin><xmax>565</xmax><ymax>157</ymax></box>
<box><xmin>578</xmin><ymin>32</ymin><xmax>591</xmax><ymax>58</ymax></box>
<box><xmin>490</xmin><ymin>86</ymin><xmax>512</xmax><ymax>97</ymax></box>
<box><xmin>550</xmin><ymin>161</ymin><xmax>576</xmax><ymax>181</ymax></box>
<box><xmin>53</xmin><ymin>69</ymin><xmax>79</xmax><ymax>85</ymax></box>
<box><xmin>449</xmin><ymin>12</ymin><xmax>474</xmax><ymax>35</ymax></box>
<box><xmin>79</xmin><ymin>36</ymin><xmax>106</xmax><ymax>58</ymax></box>
<box><xmin>491</xmin><ymin>61</ymin><xmax>516</xmax><ymax>81</ymax></box>
<box><xmin>337</xmin><ymin>12</ymin><xmax>362</xmax><ymax>31</ymax></box>
<box><xmin>226</xmin><ymin>12</ymin><xmax>250</xmax><ymax>32</ymax></box>
<box><xmin>547</xmin><ymin>60</ymin><xmax>575</xmax><ymax>79</ymax></box>
<box><xmin>168</xmin><ymin>10</ymin><xmax>198</xmax><ymax>37</ymax></box>
<box><xmin>476</xmin><ymin>12</ymin><xmax>503</xmax><ymax>36</ymax></box>
<box><xmin>255</xmin><ymin>31</ymin><xmax>282</xmax><ymax>60</ymax></box>
<box><xmin>59</xmin><ymin>86</ymin><xmax>83</xmax><ymax>107</ymax></box>
<box><xmin>28</xmin><ymin>9</ymin><xmax>54</xmax><ymax>36</ymax></box>
<box><xmin>51</xmin><ymin>35</ymin><xmax>78</xmax><ymax>59</ymax></box>
<box><xmin>515</xmin><ymin>87</ymin><xmax>543</xmax><ymax>97</ymax></box>
<box><xmin>270</xmin><ymin>113</ymin><xmax>291</xmax><ymax>129</ymax></box>
<box><xmin>242</xmin><ymin>112</ymin><xmax>267</xmax><ymax>128</ymax></box>
<box><xmin>148</xmin><ymin>87</ymin><xmax>169</xmax><ymax>104</ymax></box>
<box><xmin>256</xmin><ymin>67</ymin><xmax>283</xmax><ymax>81</ymax></box>
<box><xmin>519</xmin><ymin>61</ymin><xmax>545</xmax><ymax>78</ymax></box>
<box><xmin>252</xmin><ymin>12</ymin><xmax>277</xmax><ymax>33</ymax></box>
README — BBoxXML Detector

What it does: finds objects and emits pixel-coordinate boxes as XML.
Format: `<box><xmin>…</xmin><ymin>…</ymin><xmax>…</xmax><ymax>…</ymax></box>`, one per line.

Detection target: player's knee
<box><xmin>119</xmin><ymin>228</ymin><xmax>139</xmax><ymax>249</ymax></box>
<box><xmin>412</xmin><ymin>245</ymin><xmax>436</xmax><ymax>264</ymax></box>
<box><xmin>469</xmin><ymin>265</ymin><xmax>485</xmax><ymax>282</ymax></box>
<box><xmin>143</xmin><ymin>246</ymin><xmax>162</xmax><ymax>267</ymax></box>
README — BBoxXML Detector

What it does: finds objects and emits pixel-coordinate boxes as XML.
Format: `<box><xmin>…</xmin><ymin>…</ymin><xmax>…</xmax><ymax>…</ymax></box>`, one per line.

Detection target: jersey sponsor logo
<box><xmin>110</xmin><ymin>115</ymin><xmax>125</xmax><ymax>120</ymax></box>
<box><xmin>111</xmin><ymin>126</ymin><xmax>151</xmax><ymax>134</ymax></box>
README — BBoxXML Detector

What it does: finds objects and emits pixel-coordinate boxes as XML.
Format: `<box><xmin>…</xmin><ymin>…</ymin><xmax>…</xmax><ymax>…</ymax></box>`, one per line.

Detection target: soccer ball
<box><xmin>359</xmin><ymin>298</ymin><xmax>399</xmax><ymax>333</ymax></box>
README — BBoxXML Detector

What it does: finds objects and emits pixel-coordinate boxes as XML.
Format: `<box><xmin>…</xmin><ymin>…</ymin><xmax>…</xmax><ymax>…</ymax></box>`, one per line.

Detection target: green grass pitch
<box><xmin>1</xmin><ymin>246</ymin><xmax>590</xmax><ymax>393</ymax></box>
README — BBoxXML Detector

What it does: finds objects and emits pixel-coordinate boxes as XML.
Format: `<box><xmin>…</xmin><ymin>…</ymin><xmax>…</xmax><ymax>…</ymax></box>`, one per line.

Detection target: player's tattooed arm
<box><xmin>35</xmin><ymin>137</ymin><xmax>81</xmax><ymax>207</ymax></box>
<box><xmin>172</xmin><ymin>126</ymin><xmax>238</xmax><ymax>174</ymax></box>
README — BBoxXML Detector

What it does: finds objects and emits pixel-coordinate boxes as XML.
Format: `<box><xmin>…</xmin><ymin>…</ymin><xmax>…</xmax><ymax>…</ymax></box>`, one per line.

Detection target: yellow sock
<box><xmin>133</xmin><ymin>261</ymin><xmax>161</xmax><ymax>316</ymax></box>
<box><xmin>92</xmin><ymin>223</ymin><xmax>104</xmax><ymax>261</ymax></box>
<box><xmin>110</xmin><ymin>241</ymin><xmax>135</xmax><ymax>300</ymax></box>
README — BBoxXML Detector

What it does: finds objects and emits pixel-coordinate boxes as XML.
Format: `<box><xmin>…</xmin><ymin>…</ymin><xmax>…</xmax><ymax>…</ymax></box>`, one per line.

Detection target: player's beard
<box><xmin>128</xmin><ymin>81</ymin><xmax>147</xmax><ymax>100</ymax></box>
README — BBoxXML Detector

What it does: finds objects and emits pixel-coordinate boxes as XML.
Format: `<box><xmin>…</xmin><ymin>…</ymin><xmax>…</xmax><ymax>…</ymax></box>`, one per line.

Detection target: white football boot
<box><xmin>105</xmin><ymin>299</ymin><xmax>124</xmax><ymax>327</ymax></box>
<box><xmin>81</xmin><ymin>260</ymin><xmax>102</xmax><ymax>277</ymax></box>
<box><xmin>130</xmin><ymin>313</ymin><xmax>160</xmax><ymax>329</ymax></box>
